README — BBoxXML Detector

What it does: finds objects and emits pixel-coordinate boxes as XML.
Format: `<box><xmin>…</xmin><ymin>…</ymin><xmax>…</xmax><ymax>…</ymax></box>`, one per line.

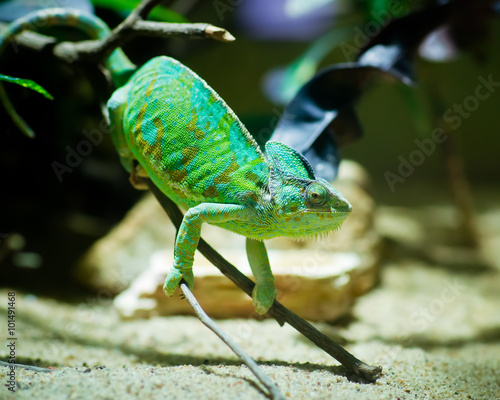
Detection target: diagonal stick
<box><xmin>180</xmin><ymin>282</ymin><xmax>285</xmax><ymax>400</ymax></box>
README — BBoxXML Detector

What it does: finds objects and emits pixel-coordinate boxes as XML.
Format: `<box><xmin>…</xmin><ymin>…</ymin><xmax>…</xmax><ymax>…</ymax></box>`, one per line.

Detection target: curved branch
<box><xmin>4</xmin><ymin>0</ymin><xmax>234</xmax><ymax>65</ymax></box>
<box><xmin>180</xmin><ymin>282</ymin><xmax>285</xmax><ymax>399</ymax></box>
<box><xmin>52</xmin><ymin>21</ymin><xmax>234</xmax><ymax>64</ymax></box>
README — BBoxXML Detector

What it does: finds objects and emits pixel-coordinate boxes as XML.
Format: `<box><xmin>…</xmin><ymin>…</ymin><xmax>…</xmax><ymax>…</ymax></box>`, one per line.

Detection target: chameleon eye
<box><xmin>306</xmin><ymin>182</ymin><xmax>328</xmax><ymax>207</ymax></box>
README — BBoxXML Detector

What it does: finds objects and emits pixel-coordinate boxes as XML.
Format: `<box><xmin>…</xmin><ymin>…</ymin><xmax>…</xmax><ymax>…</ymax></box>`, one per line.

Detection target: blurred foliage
<box><xmin>91</xmin><ymin>0</ymin><xmax>188</xmax><ymax>22</ymax></box>
<box><xmin>0</xmin><ymin>73</ymin><xmax>53</xmax><ymax>99</ymax></box>
<box><xmin>267</xmin><ymin>0</ymin><xmax>499</xmax><ymax>181</ymax></box>
<box><xmin>0</xmin><ymin>0</ymin><xmax>186</xmax><ymax>23</ymax></box>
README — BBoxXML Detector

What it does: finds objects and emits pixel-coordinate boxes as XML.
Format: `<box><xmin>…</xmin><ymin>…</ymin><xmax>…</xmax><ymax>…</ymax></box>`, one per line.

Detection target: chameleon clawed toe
<box><xmin>129</xmin><ymin>161</ymin><xmax>150</xmax><ymax>190</ymax></box>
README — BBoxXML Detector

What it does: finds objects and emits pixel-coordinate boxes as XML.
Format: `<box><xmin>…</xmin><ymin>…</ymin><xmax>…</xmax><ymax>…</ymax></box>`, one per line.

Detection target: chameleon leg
<box><xmin>246</xmin><ymin>238</ymin><xmax>277</xmax><ymax>315</ymax></box>
<box><xmin>163</xmin><ymin>203</ymin><xmax>247</xmax><ymax>297</ymax></box>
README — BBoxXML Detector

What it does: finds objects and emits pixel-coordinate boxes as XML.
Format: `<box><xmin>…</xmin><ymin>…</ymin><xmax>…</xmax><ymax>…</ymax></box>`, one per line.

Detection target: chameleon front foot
<box><xmin>252</xmin><ymin>284</ymin><xmax>277</xmax><ymax>315</ymax></box>
<box><xmin>163</xmin><ymin>267</ymin><xmax>194</xmax><ymax>296</ymax></box>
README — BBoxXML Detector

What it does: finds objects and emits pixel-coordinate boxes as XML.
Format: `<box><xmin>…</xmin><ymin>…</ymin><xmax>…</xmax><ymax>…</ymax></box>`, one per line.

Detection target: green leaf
<box><xmin>0</xmin><ymin>74</ymin><xmax>53</xmax><ymax>100</ymax></box>
<box><xmin>91</xmin><ymin>0</ymin><xmax>188</xmax><ymax>22</ymax></box>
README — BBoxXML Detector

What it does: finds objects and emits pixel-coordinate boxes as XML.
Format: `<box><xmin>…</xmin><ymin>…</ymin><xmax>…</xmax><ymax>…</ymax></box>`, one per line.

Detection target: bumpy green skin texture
<box><xmin>2</xmin><ymin>9</ymin><xmax>352</xmax><ymax>314</ymax></box>
<box><xmin>108</xmin><ymin>57</ymin><xmax>352</xmax><ymax>313</ymax></box>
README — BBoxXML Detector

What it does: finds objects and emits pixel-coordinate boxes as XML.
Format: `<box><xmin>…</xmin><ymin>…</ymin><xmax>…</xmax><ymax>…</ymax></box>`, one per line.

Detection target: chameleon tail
<box><xmin>0</xmin><ymin>8</ymin><xmax>137</xmax><ymax>137</ymax></box>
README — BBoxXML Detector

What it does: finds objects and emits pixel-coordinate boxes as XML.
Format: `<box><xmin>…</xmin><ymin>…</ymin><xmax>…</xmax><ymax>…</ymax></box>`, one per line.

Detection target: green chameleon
<box><xmin>1</xmin><ymin>8</ymin><xmax>352</xmax><ymax>314</ymax></box>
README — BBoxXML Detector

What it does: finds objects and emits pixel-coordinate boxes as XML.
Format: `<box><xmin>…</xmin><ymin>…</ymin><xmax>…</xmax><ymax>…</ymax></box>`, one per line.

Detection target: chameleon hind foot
<box><xmin>252</xmin><ymin>284</ymin><xmax>277</xmax><ymax>315</ymax></box>
<box><xmin>129</xmin><ymin>161</ymin><xmax>150</xmax><ymax>190</ymax></box>
<box><xmin>163</xmin><ymin>267</ymin><xmax>194</xmax><ymax>297</ymax></box>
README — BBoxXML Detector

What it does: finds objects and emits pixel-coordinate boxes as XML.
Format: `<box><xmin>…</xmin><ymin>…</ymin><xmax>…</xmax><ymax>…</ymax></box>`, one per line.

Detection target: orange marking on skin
<box><xmin>244</xmin><ymin>171</ymin><xmax>261</xmax><ymax>186</ymax></box>
<box><xmin>186</xmin><ymin>111</ymin><xmax>197</xmax><ymax>131</ymax></box>
<box><xmin>203</xmin><ymin>185</ymin><xmax>219</xmax><ymax>198</ymax></box>
<box><xmin>134</xmin><ymin>104</ymin><xmax>149</xmax><ymax>154</ymax></box>
<box><xmin>145</xmin><ymin>76</ymin><xmax>157</xmax><ymax>97</ymax></box>
<box><xmin>186</xmin><ymin>111</ymin><xmax>206</xmax><ymax>140</ymax></box>
<box><xmin>135</xmin><ymin>103</ymin><xmax>148</xmax><ymax>134</ymax></box>
<box><xmin>214</xmin><ymin>161</ymin><xmax>239</xmax><ymax>184</ymax></box>
<box><xmin>181</xmin><ymin>146</ymin><xmax>199</xmax><ymax>166</ymax></box>
<box><xmin>169</xmin><ymin>169</ymin><xmax>187</xmax><ymax>183</ymax></box>
<box><xmin>152</xmin><ymin>118</ymin><xmax>165</xmax><ymax>159</ymax></box>
<box><xmin>136</xmin><ymin>116</ymin><xmax>163</xmax><ymax>159</ymax></box>
<box><xmin>172</xmin><ymin>186</ymin><xmax>187</xmax><ymax>199</ymax></box>
<box><xmin>194</xmin><ymin>129</ymin><xmax>205</xmax><ymax>140</ymax></box>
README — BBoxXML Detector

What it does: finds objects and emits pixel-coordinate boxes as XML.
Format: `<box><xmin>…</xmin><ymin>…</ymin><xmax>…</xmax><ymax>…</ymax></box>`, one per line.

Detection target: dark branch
<box><xmin>51</xmin><ymin>19</ymin><xmax>234</xmax><ymax>65</ymax></box>
<box><xmin>4</xmin><ymin>0</ymin><xmax>234</xmax><ymax>66</ymax></box>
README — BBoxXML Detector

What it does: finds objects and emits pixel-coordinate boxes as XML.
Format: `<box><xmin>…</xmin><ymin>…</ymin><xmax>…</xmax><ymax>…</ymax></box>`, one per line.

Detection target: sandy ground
<box><xmin>1</xmin><ymin>204</ymin><xmax>500</xmax><ymax>399</ymax></box>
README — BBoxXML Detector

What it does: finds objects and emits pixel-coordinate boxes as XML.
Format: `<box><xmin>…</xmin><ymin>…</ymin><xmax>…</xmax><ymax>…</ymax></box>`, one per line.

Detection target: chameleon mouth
<box><xmin>280</xmin><ymin>210</ymin><xmax>350</xmax><ymax>221</ymax></box>
<box><xmin>303</xmin><ymin>206</ymin><xmax>352</xmax><ymax>214</ymax></box>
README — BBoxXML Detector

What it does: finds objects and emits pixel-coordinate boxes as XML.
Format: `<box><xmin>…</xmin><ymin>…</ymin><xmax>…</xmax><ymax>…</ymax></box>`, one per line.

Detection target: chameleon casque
<box><xmin>1</xmin><ymin>8</ymin><xmax>352</xmax><ymax>314</ymax></box>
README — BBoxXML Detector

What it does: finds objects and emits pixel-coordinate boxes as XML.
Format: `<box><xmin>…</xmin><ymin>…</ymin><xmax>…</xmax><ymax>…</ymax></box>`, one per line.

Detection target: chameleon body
<box><xmin>1</xmin><ymin>9</ymin><xmax>352</xmax><ymax>314</ymax></box>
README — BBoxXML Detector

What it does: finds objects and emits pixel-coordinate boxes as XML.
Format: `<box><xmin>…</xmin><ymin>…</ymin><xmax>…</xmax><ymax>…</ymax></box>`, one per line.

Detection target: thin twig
<box><xmin>180</xmin><ymin>282</ymin><xmax>285</xmax><ymax>400</ymax></box>
<box><xmin>53</xmin><ymin>21</ymin><xmax>234</xmax><ymax>65</ymax></box>
<box><xmin>440</xmin><ymin>124</ymin><xmax>479</xmax><ymax>247</ymax></box>
<box><xmin>4</xmin><ymin>0</ymin><xmax>234</xmax><ymax>66</ymax></box>
<box><xmin>134</xmin><ymin>20</ymin><xmax>235</xmax><ymax>41</ymax></box>
<box><xmin>146</xmin><ymin>179</ymin><xmax>382</xmax><ymax>382</ymax></box>
<box><xmin>0</xmin><ymin>360</ymin><xmax>52</xmax><ymax>373</ymax></box>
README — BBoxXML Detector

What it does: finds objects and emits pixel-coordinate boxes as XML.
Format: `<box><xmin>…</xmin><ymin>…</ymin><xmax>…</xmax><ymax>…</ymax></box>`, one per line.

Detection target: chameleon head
<box><xmin>265</xmin><ymin>141</ymin><xmax>352</xmax><ymax>238</ymax></box>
